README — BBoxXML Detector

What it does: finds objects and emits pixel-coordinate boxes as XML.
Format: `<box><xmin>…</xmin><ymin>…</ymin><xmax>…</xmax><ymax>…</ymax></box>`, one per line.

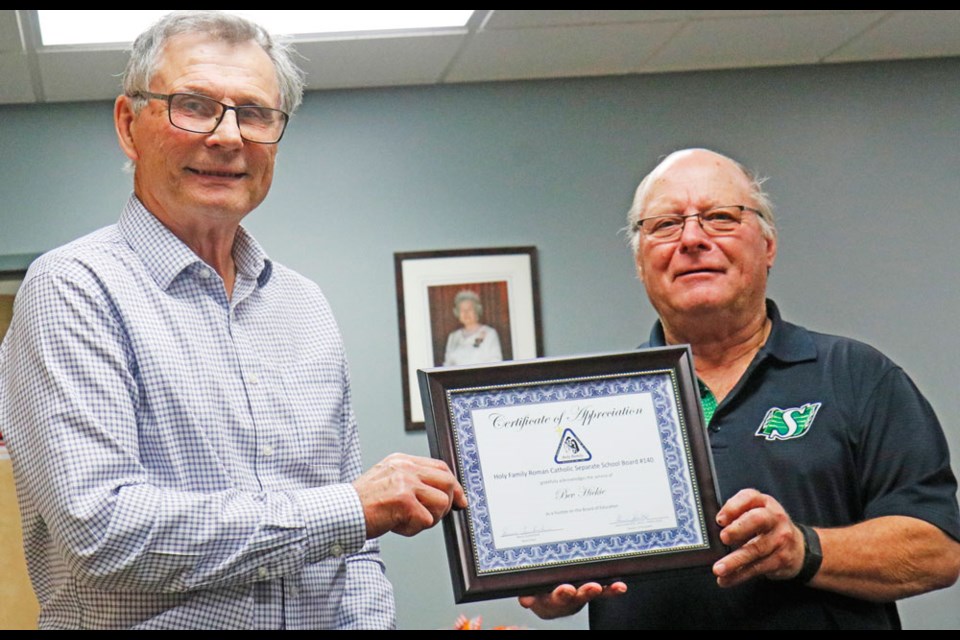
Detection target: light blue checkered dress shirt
<box><xmin>0</xmin><ymin>196</ymin><xmax>395</xmax><ymax>629</ymax></box>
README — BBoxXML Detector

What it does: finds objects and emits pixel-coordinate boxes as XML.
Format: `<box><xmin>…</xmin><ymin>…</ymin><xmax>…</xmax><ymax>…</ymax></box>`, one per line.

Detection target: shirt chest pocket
<box><xmin>267</xmin><ymin>360</ymin><xmax>346</xmax><ymax>470</ymax></box>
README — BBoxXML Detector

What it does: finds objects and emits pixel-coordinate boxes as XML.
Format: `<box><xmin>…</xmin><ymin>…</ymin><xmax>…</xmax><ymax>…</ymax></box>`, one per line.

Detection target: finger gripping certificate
<box><xmin>419</xmin><ymin>348</ymin><xmax>724</xmax><ymax>603</ymax></box>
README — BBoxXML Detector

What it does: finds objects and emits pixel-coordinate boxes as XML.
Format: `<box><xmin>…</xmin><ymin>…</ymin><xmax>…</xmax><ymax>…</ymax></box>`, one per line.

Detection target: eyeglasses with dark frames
<box><xmin>636</xmin><ymin>205</ymin><xmax>764</xmax><ymax>241</ymax></box>
<box><xmin>130</xmin><ymin>91</ymin><xmax>289</xmax><ymax>144</ymax></box>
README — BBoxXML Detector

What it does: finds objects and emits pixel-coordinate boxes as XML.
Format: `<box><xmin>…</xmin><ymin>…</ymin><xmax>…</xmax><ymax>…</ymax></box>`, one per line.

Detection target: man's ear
<box><xmin>765</xmin><ymin>232</ymin><xmax>778</xmax><ymax>272</ymax></box>
<box><xmin>634</xmin><ymin>249</ymin><xmax>646</xmax><ymax>283</ymax></box>
<box><xmin>114</xmin><ymin>95</ymin><xmax>139</xmax><ymax>163</ymax></box>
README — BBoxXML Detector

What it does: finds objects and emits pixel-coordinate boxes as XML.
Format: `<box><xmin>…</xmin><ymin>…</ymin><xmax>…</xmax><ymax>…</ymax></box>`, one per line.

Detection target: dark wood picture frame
<box><xmin>418</xmin><ymin>347</ymin><xmax>725</xmax><ymax>603</ymax></box>
<box><xmin>394</xmin><ymin>246</ymin><xmax>543</xmax><ymax>432</ymax></box>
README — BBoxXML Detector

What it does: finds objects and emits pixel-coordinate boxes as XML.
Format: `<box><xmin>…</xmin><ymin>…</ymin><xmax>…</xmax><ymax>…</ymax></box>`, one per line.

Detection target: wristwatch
<box><xmin>794</xmin><ymin>523</ymin><xmax>823</xmax><ymax>584</ymax></box>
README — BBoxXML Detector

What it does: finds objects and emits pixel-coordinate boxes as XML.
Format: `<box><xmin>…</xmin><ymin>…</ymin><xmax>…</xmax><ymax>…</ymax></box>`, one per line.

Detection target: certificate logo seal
<box><xmin>554</xmin><ymin>428</ymin><xmax>592</xmax><ymax>464</ymax></box>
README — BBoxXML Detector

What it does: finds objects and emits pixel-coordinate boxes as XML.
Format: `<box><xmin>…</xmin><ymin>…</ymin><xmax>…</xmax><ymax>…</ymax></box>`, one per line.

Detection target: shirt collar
<box><xmin>233</xmin><ymin>224</ymin><xmax>273</xmax><ymax>288</ymax></box>
<box><xmin>645</xmin><ymin>299</ymin><xmax>817</xmax><ymax>364</ymax></box>
<box><xmin>118</xmin><ymin>194</ymin><xmax>273</xmax><ymax>291</ymax></box>
<box><xmin>758</xmin><ymin>299</ymin><xmax>817</xmax><ymax>364</ymax></box>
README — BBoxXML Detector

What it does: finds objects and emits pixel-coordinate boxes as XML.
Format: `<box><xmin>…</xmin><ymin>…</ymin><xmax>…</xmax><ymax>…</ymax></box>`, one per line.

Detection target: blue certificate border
<box><xmin>447</xmin><ymin>370</ymin><xmax>709</xmax><ymax>575</ymax></box>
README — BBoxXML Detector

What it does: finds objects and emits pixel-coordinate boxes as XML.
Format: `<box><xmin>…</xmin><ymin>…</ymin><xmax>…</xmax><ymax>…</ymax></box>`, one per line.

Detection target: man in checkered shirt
<box><xmin>0</xmin><ymin>11</ymin><xmax>464</xmax><ymax>629</ymax></box>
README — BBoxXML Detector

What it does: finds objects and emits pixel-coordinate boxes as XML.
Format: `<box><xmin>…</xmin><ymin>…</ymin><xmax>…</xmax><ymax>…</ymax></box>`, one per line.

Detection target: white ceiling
<box><xmin>1</xmin><ymin>10</ymin><xmax>958</xmax><ymax>106</ymax></box>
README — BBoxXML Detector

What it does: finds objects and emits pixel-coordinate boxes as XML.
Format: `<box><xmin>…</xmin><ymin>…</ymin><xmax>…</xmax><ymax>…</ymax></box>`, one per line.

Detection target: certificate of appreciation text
<box><xmin>448</xmin><ymin>370</ymin><xmax>708</xmax><ymax>575</ymax></box>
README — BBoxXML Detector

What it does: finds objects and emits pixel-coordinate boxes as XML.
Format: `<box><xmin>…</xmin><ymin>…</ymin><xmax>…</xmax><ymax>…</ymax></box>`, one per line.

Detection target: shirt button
<box><xmin>258</xmin><ymin>566</ymin><xmax>269</xmax><ymax>579</ymax></box>
<box><xmin>248</xmin><ymin>373</ymin><xmax>259</xmax><ymax>385</ymax></box>
<box><xmin>330</xmin><ymin>543</ymin><xmax>344</xmax><ymax>557</ymax></box>
<box><xmin>198</xmin><ymin>268</ymin><xmax>212</xmax><ymax>279</ymax></box>
<box><xmin>261</xmin><ymin>445</ymin><xmax>274</xmax><ymax>457</ymax></box>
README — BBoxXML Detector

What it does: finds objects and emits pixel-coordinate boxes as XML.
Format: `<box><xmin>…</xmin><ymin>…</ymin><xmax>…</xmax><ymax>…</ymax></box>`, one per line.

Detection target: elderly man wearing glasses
<box><xmin>0</xmin><ymin>11</ymin><xmax>464</xmax><ymax>630</ymax></box>
<box><xmin>520</xmin><ymin>148</ymin><xmax>960</xmax><ymax>629</ymax></box>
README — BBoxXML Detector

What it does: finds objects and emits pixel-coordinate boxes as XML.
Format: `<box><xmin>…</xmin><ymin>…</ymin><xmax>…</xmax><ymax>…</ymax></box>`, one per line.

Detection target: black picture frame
<box><xmin>418</xmin><ymin>346</ymin><xmax>724</xmax><ymax>603</ymax></box>
<box><xmin>394</xmin><ymin>246</ymin><xmax>543</xmax><ymax>432</ymax></box>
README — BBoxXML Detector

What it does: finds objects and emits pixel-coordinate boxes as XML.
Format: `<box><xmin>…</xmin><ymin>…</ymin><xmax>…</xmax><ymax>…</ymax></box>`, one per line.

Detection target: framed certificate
<box><xmin>418</xmin><ymin>347</ymin><xmax>725</xmax><ymax>603</ymax></box>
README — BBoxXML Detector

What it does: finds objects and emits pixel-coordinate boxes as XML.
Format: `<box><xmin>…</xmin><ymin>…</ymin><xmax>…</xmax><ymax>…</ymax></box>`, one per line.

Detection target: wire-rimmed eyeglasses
<box><xmin>130</xmin><ymin>91</ymin><xmax>289</xmax><ymax>144</ymax></box>
<box><xmin>636</xmin><ymin>205</ymin><xmax>764</xmax><ymax>241</ymax></box>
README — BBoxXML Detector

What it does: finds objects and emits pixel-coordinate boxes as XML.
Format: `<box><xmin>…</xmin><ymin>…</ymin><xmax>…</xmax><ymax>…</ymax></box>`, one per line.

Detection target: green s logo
<box><xmin>756</xmin><ymin>403</ymin><xmax>821</xmax><ymax>441</ymax></box>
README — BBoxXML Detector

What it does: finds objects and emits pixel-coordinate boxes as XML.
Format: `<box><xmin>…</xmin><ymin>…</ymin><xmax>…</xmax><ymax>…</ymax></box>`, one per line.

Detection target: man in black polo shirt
<box><xmin>519</xmin><ymin>148</ymin><xmax>960</xmax><ymax>628</ymax></box>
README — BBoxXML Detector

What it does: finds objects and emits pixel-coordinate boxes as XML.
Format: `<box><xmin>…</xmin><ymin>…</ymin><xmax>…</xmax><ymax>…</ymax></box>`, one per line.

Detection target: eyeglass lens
<box><xmin>168</xmin><ymin>94</ymin><xmax>286</xmax><ymax>143</ymax></box>
<box><xmin>641</xmin><ymin>207</ymin><xmax>747</xmax><ymax>239</ymax></box>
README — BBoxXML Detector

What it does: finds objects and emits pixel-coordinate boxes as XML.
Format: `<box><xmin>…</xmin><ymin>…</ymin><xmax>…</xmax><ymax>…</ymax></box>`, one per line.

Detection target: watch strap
<box><xmin>794</xmin><ymin>523</ymin><xmax>823</xmax><ymax>584</ymax></box>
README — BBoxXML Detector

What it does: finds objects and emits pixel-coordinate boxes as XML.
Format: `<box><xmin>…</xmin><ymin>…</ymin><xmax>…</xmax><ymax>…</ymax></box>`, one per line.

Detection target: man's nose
<box><xmin>678</xmin><ymin>213</ymin><xmax>711</xmax><ymax>246</ymax></box>
<box><xmin>206</xmin><ymin>108</ymin><xmax>244</xmax><ymax>147</ymax></box>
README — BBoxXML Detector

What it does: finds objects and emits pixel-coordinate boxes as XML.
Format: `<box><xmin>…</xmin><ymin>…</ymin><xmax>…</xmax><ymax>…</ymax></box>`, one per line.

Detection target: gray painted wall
<box><xmin>0</xmin><ymin>56</ymin><xmax>957</xmax><ymax>629</ymax></box>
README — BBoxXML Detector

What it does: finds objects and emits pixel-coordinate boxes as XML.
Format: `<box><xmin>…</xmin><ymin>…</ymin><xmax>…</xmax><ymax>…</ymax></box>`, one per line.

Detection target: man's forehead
<box><xmin>641</xmin><ymin>151</ymin><xmax>753</xmax><ymax>208</ymax></box>
<box><xmin>153</xmin><ymin>33</ymin><xmax>278</xmax><ymax>95</ymax></box>
<box><xmin>654</xmin><ymin>150</ymin><xmax>748</xmax><ymax>183</ymax></box>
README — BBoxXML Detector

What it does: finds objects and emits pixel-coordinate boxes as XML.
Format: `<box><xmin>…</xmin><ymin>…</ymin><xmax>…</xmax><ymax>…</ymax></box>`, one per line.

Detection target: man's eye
<box><xmin>240</xmin><ymin>107</ymin><xmax>274</xmax><ymax>124</ymax></box>
<box><xmin>704</xmin><ymin>209</ymin><xmax>738</xmax><ymax>223</ymax></box>
<box><xmin>651</xmin><ymin>217</ymin><xmax>681</xmax><ymax>232</ymax></box>
<box><xmin>178</xmin><ymin>98</ymin><xmax>217</xmax><ymax>117</ymax></box>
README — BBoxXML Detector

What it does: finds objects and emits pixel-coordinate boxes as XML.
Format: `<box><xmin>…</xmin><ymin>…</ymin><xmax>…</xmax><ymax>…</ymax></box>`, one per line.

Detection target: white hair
<box><xmin>452</xmin><ymin>290</ymin><xmax>483</xmax><ymax>318</ymax></box>
<box><xmin>123</xmin><ymin>10</ymin><xmax>305</xmax><ymax>114</ymax></box>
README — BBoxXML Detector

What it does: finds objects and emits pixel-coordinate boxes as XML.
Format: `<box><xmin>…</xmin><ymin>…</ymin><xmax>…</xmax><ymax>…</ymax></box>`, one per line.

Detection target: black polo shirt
<box><xmin>590</xmin><ymin>300</ymin><xmax>960</xmax><ymax>629</ymax></box>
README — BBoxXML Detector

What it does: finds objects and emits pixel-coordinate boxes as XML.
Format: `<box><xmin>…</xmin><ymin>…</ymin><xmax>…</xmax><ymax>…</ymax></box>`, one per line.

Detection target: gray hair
<box><xmin>453</xmin><ymin>290</ymin><xmax>483</xmax><ymax>319</ymax></box>
<box><xmin>123</xmin><ymin>10</ymin><xmax>305</xmax><ymax>114</ymax></box>
<box><xmin>626</xmin><ymin>149</ymin><xmax>777</xmax><ymax>254</ymax></box>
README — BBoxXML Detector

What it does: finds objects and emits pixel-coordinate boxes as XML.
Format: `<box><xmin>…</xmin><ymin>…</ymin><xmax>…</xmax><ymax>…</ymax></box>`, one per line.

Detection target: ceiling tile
<box><xmin>37</xmin><ymin>48</ymin><xmax>127</xmax><ymax>102</ymax></box>
<box><xmin>483</xmin><ymin>10</ymin><xmax>681</xmax><ymax>29</ymax></box>
<box><xmin>0</xmin><ymin>10</ymin><xmax>22</xmax><ymax>54</ymax></box>
<box><xmin>643</xmin><ymin>12</ymin><xmax>886</xmax><ymax>73</ymax></box>
<box><xmin>483</xmin><ymin>10</ymin><xmax>882</xmax><ymax>29</ymax></box>
<box><xmin>447</xmin><ymin>22</ymin><xmax>683</xmax><ymax>83</ymax></box>
<box><xmin>826</xmin><ymin>10</ymin><xmax>960</xmax><ymax>62</ymax></box>
<box><xmin>0</xmin><ymin>52</ymin><xmax>35</xmax><ymax>103</ymax></box>
<box><xmin>293</xmin><ymin>33</ymin><xmax>466</xmax><ymax>89</ymax></box>
<box><xmin>0</xmin><ymin>11</ymin><xmax>956</xmax><ymax>106</ymax></box>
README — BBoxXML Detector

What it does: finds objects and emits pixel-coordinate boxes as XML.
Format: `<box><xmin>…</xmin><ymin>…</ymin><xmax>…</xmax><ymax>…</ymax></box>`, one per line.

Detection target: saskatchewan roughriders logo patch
<box><xmin>755</xmin><ymin>403</ymin><xmax>822</xmax><ymax>441</ymax></box>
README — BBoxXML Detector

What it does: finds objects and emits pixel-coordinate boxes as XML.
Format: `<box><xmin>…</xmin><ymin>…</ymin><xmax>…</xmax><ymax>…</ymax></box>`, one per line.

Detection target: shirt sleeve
<box><xmin>334</xmin><ymin>361</ymin><xmax>396</xmax><ymax>629</ymax></box>
<box><xmin>335</xmin><ymin>537</ymin><xmax>396</xmax><ymax>628</ymax></box>
<box><xmin>1</xmin><ymin>265</ymin><xmax>375</xmax><ymax>595</ymax></box>
<box><xmin>443</xmin><ymin>330</ymin><xmax>458</xmax><ymax>366</ymax></box>
<box><xmin>485</xmin><ymin>326</ymin><xmax>503</xmax><ymax>361</ymax></box>
<box><xmin>857</xmin><ymin>365</ymin><xmax>960</xmax><ymax>541</ymax></box>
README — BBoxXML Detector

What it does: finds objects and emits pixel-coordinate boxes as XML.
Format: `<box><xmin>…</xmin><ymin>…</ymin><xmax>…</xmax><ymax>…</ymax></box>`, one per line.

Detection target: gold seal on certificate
<box><xmin>418</xmin><ymin>347</ymin><xmax>725</xmax><ymax>603</ymax></box>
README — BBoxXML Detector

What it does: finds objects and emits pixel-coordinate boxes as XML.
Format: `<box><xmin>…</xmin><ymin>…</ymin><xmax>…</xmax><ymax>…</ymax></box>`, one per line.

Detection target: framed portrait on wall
<box><xmin>394</xmin><ymin>247</ymin><xmax>543</xmax><ymax>432</ymax></box>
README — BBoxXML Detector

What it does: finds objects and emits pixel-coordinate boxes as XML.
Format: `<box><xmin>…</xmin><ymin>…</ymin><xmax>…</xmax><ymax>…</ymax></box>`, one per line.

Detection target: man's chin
<box><xmin>184</xmin><ymin>192</ymin><xmax>260</xmax><ymax>218</ymax></box>
<box><xmin>664</xmin><ymin>292</ymin><xmax>735</xmax><ymax>316</ymax></box>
